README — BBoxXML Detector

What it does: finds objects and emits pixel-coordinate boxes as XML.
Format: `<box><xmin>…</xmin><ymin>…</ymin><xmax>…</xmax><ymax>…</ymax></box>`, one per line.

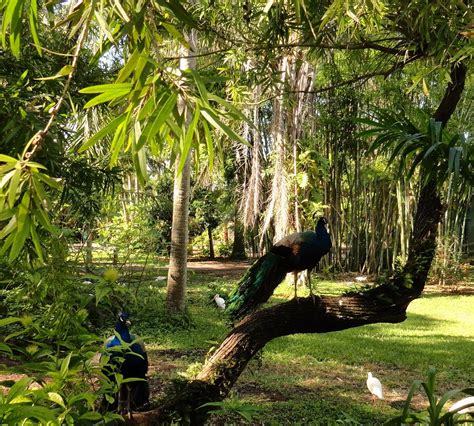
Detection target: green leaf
<box><xmin>28</xmin><ymin>0</ymin><xmax>42</xmax><ymax>55</ymax></box>
<box><xmin>83</xmin><ymin>87</ymin><xmax>132</xmax><ymax>108</ymax></box>
<box><xmin>0</xmin><ymin>208</ymin><xmax>14</xmax><ymax>221</ymax></box>
<box><xmin>9</xmin><ymin>395</ymin><xmax>32</xmax><ymax>404</ymax></box>
<box><xmin>162</xmin><ymin>22</ymin><xmax>188</xmax><ymax>47</ymax></box>
<box><xmin>35</xmin><ymin>172</ymin><xmax>61</xmax><ymax>190</ymax></box>
<box><xmin>0</xmin><ymin>169</ymin><xmax>16</xmax><ymax>189</ymax></box>
<box><xmin>116</xmin><ymin>49</ymin><xmax>141</xmax><ymax>83</ymax></box>
<box><xmin>202</xmin><ymin>119</ymin><xmax>214</xmax><ymax>172</ymax></box>
<box><xmin>10</xmin><ymin>200</ymin><xmax>31</xmax><ymax>261</ymax></box>
<box><xmin>0</xmin><ymin>233</ymin><xmax>15</xmax><ymax>257</ymax></box>
<box><xmin>47</xmin><ymin>392</ymin><xmax>65</xmax><ymax>408</ymax></box>
<box><xmin>178</xmin><ymin>106</ymin><xmax>200</xmax><ymax>174</ymax></box>
<box><xmin>0</xmin><ymin>317</ymin><xmax>21</xmax><ymax>327</ymax></box>
<box><xmin>189</xmin><ymin>70</ymin><xmax>208</xmax><ymax>104</ymax></box>
<box><xmin>112</xmin><ymin>0</ymin><xmax>130</xmax><ymax>22</ymax></box>
<box><xmin>79</xmin><ymin>83</ymin><xmax>133</xmax><ymax>94</ymax></box>
<box><xmin>36</xmin><ymin>65</ymin><xmax>74</xmax><ymax>81</ymax></box>
<box><xmin>0</xmin><ymin>214</ymin><xmax>17</xmax><ymax>239</ymax></box>
<box><xmin>0</xmin><ymin>342</ymin><xmax>13</xmax><ymax>355</ymax></box>
<box><xmin>95</xmin><ymin>283</ymin><xmax>112</xmax><ymax>305</ymax></box>
<box><xmin>160</xmin><ymin>0</ymin><xmax>196</xmax><ymax>28</ymax></box>
<box><xmin>132</xmin><ymin>144</ymin><xmax>148</xmax><ymax>186</ymax></box>
<box><xmin>4</xmin><ymin>405</ymin><xmax>58</xmax><ymax>423</ymax></box>
<box><xmin>137</xmin><ymin>92</ymin><xmax>178</xmax><ymax>150</ymax></box>
<box><xmin>29</xmin><ymin>221</ymin><xmax>44</xmax><ymax>262</ymax></box>
<box><xmin>0</xmin><ymin>154</ymin><xmax>18</xmax><ymax>163</ymax></box>
<box><xmin>8</xmin><ymin>168</ymin><xmax>21</xmax><ymax>208</ymax></box>
<box><xmin>4</xmin><ymin>0</ymin><xmax>25</xmax><ymax>58</ymax></box>
<box><xmin>78</xmin><ymin>412</ymin><xmax>103</xmax><ymax>421</ymax></box>
<box><xmin>109</xmin><ymin>119</ymin><xmax>128</xmax><ymax>166</ymax></box>
<box><xmin>201</xmin><ymin>108</ymin><xmax>248</xmax><ymax>146</ymax></box>
<box><xmin>402</xmin><ymin>379</ymin><xmax>423</xmax><ymax>418</ymax></box>
<box><xmin>5</xmin><ymin>377</ymin><xmax>31</xmax><ymax>403</ymax></box>
<box><xmin>60</xmin><ymin>353</ymin><xmax>72</xmax><ymax>378</ymax></box>
<box><xmin>33</xmin><ymin>204</ymin><xmax>55</xmax><ymax>234</ymax></box>
<box><xmin>78</xmin><ymin>114</ymin><xmax>127</xmax><ymax>152</ymax></box>
<box><xmin>94</xmin><ymin>10</ymin><xmax>115</xmax><ymax>43</ymax></box>
<box><xmin>207</xmin><ymin>93</ymin><xmax>249</xmax><ymax>122</ymax></box>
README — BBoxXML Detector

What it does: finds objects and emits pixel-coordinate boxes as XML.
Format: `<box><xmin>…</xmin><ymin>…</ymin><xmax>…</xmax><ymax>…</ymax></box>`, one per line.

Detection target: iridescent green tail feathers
<box><xmin>226</xmin><ymin>253</ymin><xmax>287</xmax><ymax>321</ymax></box>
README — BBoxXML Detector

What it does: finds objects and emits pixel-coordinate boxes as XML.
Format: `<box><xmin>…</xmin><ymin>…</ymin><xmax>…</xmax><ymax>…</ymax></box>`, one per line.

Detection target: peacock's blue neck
<box><xmin>315</xmin><ymin>223</ymin><xmax>328</xmax><ymax>238</ymax></box>
<box><xmin>115</xmin><ymin>321</ymin><xmax>132</xmax><ymax>343</ymax></box>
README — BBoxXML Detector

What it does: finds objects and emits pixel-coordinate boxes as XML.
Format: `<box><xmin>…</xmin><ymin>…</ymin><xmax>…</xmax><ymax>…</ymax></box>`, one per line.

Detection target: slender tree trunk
<box><xmin>166</xmin><ymin>153</ymin><xmax>192</xmax><ymax>312</ymax></box>
<box><xmin>166</xmin><ymin>30</ymin><xmax>197</xmax><ymax>313</ymax></box>
<box><xmin>207</xmin><ymin>226</ymin><xmax>215</xmax><ymax>260</ymax></box>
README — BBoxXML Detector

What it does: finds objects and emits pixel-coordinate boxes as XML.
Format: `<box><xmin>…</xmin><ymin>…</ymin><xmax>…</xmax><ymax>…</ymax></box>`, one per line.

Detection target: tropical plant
<box><xmin>0</xmin><ymin>317</ymin><xmax>121</xmax><ymax>424</ymax></box>
<box><xmin>361</xmin><ymin>112</ymin><xmax>473</xmax><ymax>186</ymax></box>
<box><xmin>386</xmin><ymin>367</ymin><xmax>474</xmax><ymax>426</ymax></box>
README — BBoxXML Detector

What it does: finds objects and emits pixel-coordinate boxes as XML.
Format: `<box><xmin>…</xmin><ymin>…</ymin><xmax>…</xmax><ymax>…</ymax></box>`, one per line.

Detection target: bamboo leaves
<box><xmin>78</xmin><ymin>60</ymin><xmax>248</xmax><ymax>180</ymax></box>
<box><xmin>0</xmin><ymin>156</ymin><xmax>59</xmax><ymax>262</ymax></box>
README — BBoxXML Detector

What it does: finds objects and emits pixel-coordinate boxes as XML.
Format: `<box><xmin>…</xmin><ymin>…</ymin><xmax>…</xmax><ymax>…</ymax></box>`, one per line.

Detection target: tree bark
<box><xmin>207</xmin><ymin>226</ymin><xmax>215</xmax><ymax>260</ymax></box>
<box><xmin>166</xmin><ymin>152</ymin><xmax>192</xmax><ymax>313</ymax></box>
<box><xmin>166</xmin><ymin>30</ymin><xmax>197</xmax><ymax>313</ymax></box>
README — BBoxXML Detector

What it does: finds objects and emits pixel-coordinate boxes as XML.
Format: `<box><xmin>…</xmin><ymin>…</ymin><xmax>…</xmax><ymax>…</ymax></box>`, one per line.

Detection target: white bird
<box><xmin>214</xmin><ymin>294</ymin><xmax>226</xmax><ymax>310</ymax></box>
<box><xmin>355</xmin><ymin>276</ymin><xmax>368</xmax><ymax>283</ymax></box>
<box><xmin>449</xmin><ymin>396</ymin><xmax>474</xmax><ymax>414</ymax></box>
<box><xmin>367</xmin><ymin>372</ymin><xmax>384</xmax><ymax>401</ymax></box>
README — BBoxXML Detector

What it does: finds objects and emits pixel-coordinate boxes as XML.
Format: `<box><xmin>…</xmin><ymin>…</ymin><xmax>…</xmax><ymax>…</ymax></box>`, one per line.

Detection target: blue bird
<box><xmin>102</xmin><ymin>312</ymin><xmax>149</xmax><ymax>415</ymax></box>
<box><xmin>227</xmin><ymin>217</ymin><xmax>331</xmax><ymax>321</ymax></box>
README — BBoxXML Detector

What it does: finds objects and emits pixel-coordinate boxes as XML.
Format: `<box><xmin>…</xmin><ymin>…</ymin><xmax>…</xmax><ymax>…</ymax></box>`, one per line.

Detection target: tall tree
<box><xmin>166</xmin><ymin>30</ymin><xmax>198</xmax><ymax>313</ymax></box>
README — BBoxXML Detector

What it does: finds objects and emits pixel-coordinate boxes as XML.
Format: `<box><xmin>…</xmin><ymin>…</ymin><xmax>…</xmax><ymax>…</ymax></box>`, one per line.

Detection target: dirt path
<box><xmin>186</xmin><ymin>259</ymin><xmax>250</xmax><ymax>278</ymax></box>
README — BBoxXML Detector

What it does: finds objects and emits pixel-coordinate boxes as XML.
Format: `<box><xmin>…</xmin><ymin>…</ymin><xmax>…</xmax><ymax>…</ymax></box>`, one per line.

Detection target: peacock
<box><xmin>226</xmin><ymin>217</ymin><xmax>331</xmax><ymax>321</ymax></box>
<box><xmin>101</xmin><ymin>312</ymin><xmax>149</xmax><ymax>415</ymax></box>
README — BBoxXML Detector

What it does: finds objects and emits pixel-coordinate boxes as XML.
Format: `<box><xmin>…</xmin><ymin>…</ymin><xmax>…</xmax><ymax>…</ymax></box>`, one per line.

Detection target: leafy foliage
<box><xmin>387</xmin><ymin>367</ymin><xmax>474</xmax><ymax>425</ymax></box>
<box><xmin>360</xmin><ymin>111</ymin><xmax>473</xmax><ymax>186</ymax></box>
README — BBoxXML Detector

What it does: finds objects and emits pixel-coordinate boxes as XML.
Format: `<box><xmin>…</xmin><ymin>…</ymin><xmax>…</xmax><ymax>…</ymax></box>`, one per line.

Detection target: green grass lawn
<box><xmin>121</xmin><ymin>266</ymin><xmax>474</xmax><ymax>425</ymax></box>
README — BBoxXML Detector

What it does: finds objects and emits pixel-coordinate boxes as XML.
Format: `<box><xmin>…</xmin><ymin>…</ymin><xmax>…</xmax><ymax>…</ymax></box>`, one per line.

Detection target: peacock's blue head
<box><xmin>115</xmin><ymin>312</ymin><xmax>132</xmax><ymax>342</ymax></box>
<box><xmin>118</xmin><ymin>312</ymin><xmax>130</xmax><ymax>323</ymax></box>
<box><xmin>315</xmin><ymin>216</ymin><xmax>328</xmax><ymax>228</ymax></box>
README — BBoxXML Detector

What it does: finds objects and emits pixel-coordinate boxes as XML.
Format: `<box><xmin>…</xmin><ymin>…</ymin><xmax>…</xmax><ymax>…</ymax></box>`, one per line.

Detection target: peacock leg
<box><xmin>308</xmin><ymin>271</ymin><xmax>316</xmax><ymax>303</ymax></box>
<box><xmin>293</xmin><ymin>272</ymin><xmax>298</xmax><ymax>301</ymax></box>
<box><xmin>126</xmin><ymin>384</ymin><xmax>132</xmax><ymax>419</ymax></box>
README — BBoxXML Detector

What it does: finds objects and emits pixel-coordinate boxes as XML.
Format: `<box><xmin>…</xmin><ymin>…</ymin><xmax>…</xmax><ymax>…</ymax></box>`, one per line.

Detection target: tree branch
<box><xmin>126</xmin><ymin>294</ymin><xmax>408</xmax><ymax>424</ymax></box>
<box><xmin>23</xmin><ymin>13</ymin><xmax>92</xmax><ymax>161</ymax></box>
<box><xmin>289</xmin><ymin>52</ymin><xmax>424</xmax><ymax>95</ymax></box>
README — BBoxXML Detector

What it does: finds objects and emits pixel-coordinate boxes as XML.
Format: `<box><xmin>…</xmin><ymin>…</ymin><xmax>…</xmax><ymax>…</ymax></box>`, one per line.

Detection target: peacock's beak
<box><xmin>126</xmin><ymin>320</ymin><xmax>131</xmax><ymax>326</ymax></box>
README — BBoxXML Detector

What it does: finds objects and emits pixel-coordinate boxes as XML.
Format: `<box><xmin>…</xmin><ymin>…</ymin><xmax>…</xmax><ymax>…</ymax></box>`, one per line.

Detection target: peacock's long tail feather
<box><xmin>226</xmin><ymin>253</ymin><xmax>287</xmax><ymax>321</ymax></box>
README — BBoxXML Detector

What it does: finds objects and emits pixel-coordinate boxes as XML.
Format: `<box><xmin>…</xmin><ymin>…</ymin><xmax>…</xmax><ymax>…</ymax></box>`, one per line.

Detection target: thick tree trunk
<box><xmin>129</xmin><ymin>61</ymin><xmax>468</xmax><ymax>426</ymax></box>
